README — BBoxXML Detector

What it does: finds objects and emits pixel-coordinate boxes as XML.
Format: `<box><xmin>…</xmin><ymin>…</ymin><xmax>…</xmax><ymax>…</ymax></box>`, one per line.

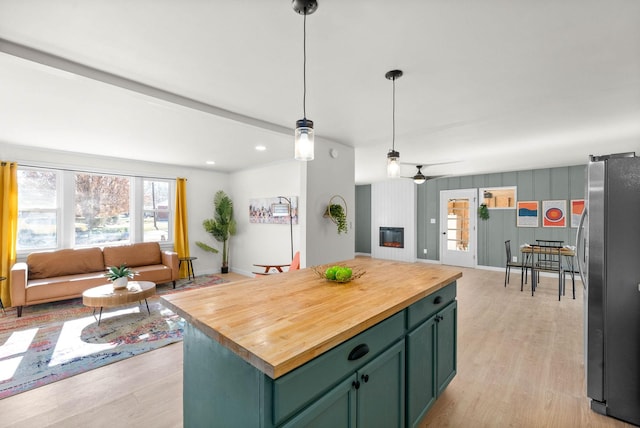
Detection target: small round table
<box><xmin>82</xmin><ymin>281</ymin><xmax>156</xmax><ymax>325</ymax></box>
<box><xmin>179</xmin><ymin>257</ymin><xmax>197</xmax><ymax>280</ymax></box>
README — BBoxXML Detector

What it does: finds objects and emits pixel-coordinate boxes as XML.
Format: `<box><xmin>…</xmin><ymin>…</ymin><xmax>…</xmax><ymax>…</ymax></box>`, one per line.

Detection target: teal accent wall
<box><xmin>418</xmin><ymin>164</ymin><xmax>585</xmax><ymax>267</ymax></box>
<box><xmin>357</xmin><ymin>164</ymin><xmax>585</xmax><ymax>268</ymax></box>
<box><xmin>355</xmin><ymin>184</ymin><xmax>371</xmax><ymax>254</ymax></box>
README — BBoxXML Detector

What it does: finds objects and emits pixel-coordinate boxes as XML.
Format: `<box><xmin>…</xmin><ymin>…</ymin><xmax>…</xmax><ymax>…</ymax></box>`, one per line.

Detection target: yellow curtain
<box><xmin>174</xmin><ymin>177</ymin><xmax>190</xmax><ymax>278</ymax></box>
<box><xmin>0</xmin><ymin>161</ymin><xmax>18</xmax><ymax>307</ymax></box>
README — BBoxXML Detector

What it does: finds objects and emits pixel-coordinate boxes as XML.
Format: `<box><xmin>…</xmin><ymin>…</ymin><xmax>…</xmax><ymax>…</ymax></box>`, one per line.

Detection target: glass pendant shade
<box><xmin>295</xmin><ymin>118</ymin><xmax>314</xmax><ymax>161</ymax></box>
<box><xmin>387</xmin><ymin>150</ymin><xmax>400</xmax><ymax>178</ymax></box>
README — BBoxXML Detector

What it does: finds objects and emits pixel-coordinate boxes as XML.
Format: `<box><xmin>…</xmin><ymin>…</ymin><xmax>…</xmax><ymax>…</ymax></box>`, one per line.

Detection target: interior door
<box><xmin>439</xmin><ymin>189</ymin><xmax>477</xmax><ymax>267</ymax></box>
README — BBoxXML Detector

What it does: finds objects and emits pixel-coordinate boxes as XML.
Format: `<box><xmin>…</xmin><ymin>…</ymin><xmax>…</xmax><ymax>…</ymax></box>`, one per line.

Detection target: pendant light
<box><xmin>293</xmin><ymin>0</ymin><xmax>318</xmax><ymax>161</ymax></box>
<box><xmin>386</xmin><ymin>69</ymin><xmax>403</xmax><ymax>178</ymax></box>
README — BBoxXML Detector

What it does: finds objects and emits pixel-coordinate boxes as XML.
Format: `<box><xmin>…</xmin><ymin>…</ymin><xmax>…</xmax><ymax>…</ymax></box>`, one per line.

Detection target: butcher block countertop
<box><xmin>161</xmin><ymin>258</ymin><xmax>462</xmax><ymax>379</ymax></box>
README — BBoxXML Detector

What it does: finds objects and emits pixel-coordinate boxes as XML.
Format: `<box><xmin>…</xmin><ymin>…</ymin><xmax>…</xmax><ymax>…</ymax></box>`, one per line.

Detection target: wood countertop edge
<box><xmin>162</xmin><ymin>266</ymin><xmax>462</xmax><ymax>379</ymax></box>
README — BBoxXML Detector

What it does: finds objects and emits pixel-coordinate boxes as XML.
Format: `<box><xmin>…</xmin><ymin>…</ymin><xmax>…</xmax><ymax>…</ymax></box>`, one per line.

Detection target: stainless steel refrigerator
<box><xmin>577</xmin><ymin>153</ymin><xmax>640</xmax><ymax>426</ymax></box>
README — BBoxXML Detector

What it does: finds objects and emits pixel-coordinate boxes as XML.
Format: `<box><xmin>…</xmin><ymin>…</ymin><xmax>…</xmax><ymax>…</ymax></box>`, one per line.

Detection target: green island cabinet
<box><xmin>177</xmin><ymin>281</ymin><xmax>457</xmax><ymax>428</ymax></box>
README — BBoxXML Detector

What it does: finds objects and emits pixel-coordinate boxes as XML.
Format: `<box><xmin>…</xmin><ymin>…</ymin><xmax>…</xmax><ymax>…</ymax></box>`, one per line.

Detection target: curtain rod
<box><xmin>17</xmin><ymin>162</ymin><xmax>177</xmax><ymax>181</ymax></box>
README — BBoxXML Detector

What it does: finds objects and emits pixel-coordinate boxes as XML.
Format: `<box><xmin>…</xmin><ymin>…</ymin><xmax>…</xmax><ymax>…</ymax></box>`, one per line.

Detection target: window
<box><xmin>16</xmin><ymin>167</ymin><xmax>174</xmax><ymax>254</ymax></box>
<box><xmin>480</xmin><ymin>186</ymin><xmax>517</xmax><ymax>209</ymax></box>
<box><xmin>75</xmin><ymin>173</ymin><xmax>131</xmax><ymax>246</ymax></box>
<box><xmin>17</xmin><ymin>169</ymin><xmax>59</xmax><ymax>251</ymax></box>
<box><xmin>143</xmin><ymin>179</ymin><xmax>171</xmax><ymax>242</ymax></box>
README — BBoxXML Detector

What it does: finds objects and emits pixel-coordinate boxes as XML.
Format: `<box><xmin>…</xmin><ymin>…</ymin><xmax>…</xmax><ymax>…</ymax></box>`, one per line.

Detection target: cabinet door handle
<box><xmin>434</xmin><ymin>296</ymin><xmax>443</xmax><ymax>304</ymax></box>
<box><xmin>352</xmin><ymin>380</ymin><xmax>361</xmax><ymax>390</ymax></box>
<box><xmin>348</xmin><ymin>344</ymin><xmax>370</xmax><ymax>361</ymax></box>
<box><xmin>361</xmin><ymin>374</ymin><xmax>369</xmax><ymax>383</ymax></box>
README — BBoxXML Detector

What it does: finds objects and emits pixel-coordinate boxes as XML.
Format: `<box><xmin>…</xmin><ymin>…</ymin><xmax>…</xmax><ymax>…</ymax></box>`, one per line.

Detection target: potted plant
<box><xmin>478</xmin><ymin>203</ymin><xmax>490</xmax><ymax>220</ymax></box>
<box><xmin>324</xmin><ymin>203</ymin><xmax>348</xmax><ymax>234</ymax></box>
<box><xmin>105</xmin><ymin>263</ymin><xmax>137</xmax><ymax>289</ymax></box>
<box><xmin>196</xmin><ymin>190</ymin><xmax>237</xmax><ymax>274</ymax></box>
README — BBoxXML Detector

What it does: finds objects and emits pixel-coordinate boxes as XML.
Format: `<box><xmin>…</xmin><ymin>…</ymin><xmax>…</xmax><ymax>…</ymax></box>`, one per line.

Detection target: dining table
<box><xmin>520</xmin><ymin>244</ymin><xmax>576</xmax><ymax>299</ymax></box>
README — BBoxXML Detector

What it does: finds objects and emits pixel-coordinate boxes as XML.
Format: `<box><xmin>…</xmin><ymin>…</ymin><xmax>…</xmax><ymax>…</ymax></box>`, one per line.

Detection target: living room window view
<box><xmin>17</xmin><ymin>168</ymin><xmax>174</xmax><ymax>253</ymax></box>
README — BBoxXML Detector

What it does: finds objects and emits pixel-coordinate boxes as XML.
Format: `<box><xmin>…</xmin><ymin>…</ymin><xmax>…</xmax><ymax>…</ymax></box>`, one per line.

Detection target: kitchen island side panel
<box><xmin>184</xmin><ymin>323</ymin><xmax>272</xmax><ymax>428</ymax></box>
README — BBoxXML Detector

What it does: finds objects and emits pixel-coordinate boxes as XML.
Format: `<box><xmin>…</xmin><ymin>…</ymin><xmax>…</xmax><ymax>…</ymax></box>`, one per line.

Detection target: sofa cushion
<box><xmin>27</xmin><ymin>247</ymin><xmax>105</xmax><ymax>280</ymax></box>
<box><xmin>103</xmin><ymin>242</ymin><xmax>162</xmax><ymax>268</ymax></box>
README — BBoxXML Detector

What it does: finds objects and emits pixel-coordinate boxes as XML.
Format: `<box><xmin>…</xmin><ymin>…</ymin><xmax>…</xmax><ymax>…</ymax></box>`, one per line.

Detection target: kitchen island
<box><xmin>162</xmin><ymin>258</ymin><xmax>462</xmax><ymax>427</ymax></box>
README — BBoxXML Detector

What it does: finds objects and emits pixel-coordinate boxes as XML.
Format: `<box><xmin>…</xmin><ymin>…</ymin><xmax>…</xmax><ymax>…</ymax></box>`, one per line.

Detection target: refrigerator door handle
<box><xmin>576</xmin><ymin>207</ymin><xmax>588</xmax><ymax>289</ymax></box>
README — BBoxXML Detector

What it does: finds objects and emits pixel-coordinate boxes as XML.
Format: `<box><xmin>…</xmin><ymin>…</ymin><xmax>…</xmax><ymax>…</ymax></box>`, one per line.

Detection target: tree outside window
<box><xmin>75</xmin><ymin>173</ymin><xmax>130</xmax><ymax>246</ymax></box>
<box><xmin>17</xmin><ymin>169</ymin><xmax>58</xmax><ymax>251</ymax></box>
<box><xmin>143</xmin><ymin>180</ymin><xmax>170</xmax><ymax>242</ymax></box>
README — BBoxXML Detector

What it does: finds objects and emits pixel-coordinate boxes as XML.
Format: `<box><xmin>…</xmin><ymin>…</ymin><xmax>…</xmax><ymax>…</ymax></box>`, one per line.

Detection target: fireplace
<box><xmin>379</xmin><ymin>227</ymin><xmax>404</xmax><ymax>248</ymax></box>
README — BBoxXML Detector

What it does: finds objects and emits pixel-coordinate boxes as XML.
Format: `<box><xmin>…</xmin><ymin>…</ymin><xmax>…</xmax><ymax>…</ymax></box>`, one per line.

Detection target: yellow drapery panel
<box><xmin>0</xmin><ymin>161</ymin><xmax>18</xmax><ymax>307</ymax></box>
<box><xmin>174</xmin><ymin>177</ymin><xmax>190</xmax><ymax>278</ymax></box>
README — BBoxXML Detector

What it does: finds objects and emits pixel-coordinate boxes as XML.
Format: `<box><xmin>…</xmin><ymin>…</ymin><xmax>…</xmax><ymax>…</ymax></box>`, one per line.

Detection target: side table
<box><xmin>179</xmin><ymin>257</ymin><xmax>197</xmax><ymax>280</ymax></box>
<box><xmin>0</xmin><ymin>276</ymin><xmax>5</xmax><ymax>314</ymax></box>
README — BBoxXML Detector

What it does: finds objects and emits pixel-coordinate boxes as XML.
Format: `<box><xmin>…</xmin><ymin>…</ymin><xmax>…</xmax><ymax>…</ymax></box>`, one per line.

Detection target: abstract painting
<box><xmin>516</xmin><ymin>201</ymin><xmax>539</xmax><ymax>227</ymax></box>
<box><xmin>542</xmin><ymin>200</ymin><xmax>566</xmax><ymax>227</ymax></box>
<box><xmin>570</xmin><ymin>199</ymin><xmax>585</xmax><ymax>228</ymax></box>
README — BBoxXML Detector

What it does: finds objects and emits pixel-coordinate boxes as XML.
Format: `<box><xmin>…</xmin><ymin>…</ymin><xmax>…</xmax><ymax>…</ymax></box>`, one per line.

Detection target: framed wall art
<box><xmin>570</xmin><ymin>199</ymin><xmax>585</xmax><ymax>228</ymax></box>
<box><xmin>542</xmin><ymin>200</ymin><xmax>566</xmax><ymax>227</ymax></box>
<box><xmin>249</xmin><ymin>196</ymin><xmax>298</xmax><ymax>224</ymax></box>
<box><xmin>516</xmin><ymin>201</ymin><xmax>539</xmax><ymax>227</ymax></box>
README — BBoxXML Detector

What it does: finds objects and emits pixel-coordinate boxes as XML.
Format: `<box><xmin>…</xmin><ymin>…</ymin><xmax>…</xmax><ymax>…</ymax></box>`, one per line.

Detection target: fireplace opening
<box><xmin>379</xmin><ymin>227</ymin><xmax>404</xmax><ymax>248</ymax></box>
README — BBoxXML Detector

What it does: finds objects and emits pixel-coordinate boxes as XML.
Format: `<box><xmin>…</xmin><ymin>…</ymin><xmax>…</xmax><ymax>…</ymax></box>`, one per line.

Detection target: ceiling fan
<box><xmin>400</xmin><ymin>161</ymin><xmax>455</xmax><ymax>184</ymax></box>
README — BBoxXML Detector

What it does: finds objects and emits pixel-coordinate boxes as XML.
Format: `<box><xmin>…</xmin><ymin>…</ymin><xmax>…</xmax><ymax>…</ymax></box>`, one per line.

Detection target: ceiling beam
<box><xmin>0</xmin><ymin>37</ymin><xmax>293</xmax><ymax>138</ymax></box>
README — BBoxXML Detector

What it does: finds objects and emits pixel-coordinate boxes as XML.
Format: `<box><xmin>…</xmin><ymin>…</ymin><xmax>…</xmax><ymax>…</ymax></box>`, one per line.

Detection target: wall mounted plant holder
<box><xmin>478</xmin><ymin>203</ymin><xmax>490</xmax><ymax>220</ymax></box>
<box><xmin>323</xmin><ymin>195</ymin><xmax>348</xmax><ymax>234</ymax></box>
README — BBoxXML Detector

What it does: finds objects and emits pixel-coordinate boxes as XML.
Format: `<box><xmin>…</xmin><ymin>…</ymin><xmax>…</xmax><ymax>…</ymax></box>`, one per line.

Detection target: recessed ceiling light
<box><xmin>255</xmin><ymin>145</ymin><xmax>266</xmax><ymax>151</ymax></box>
<box><xmin>206</xmin><ymin>160</ymin><xmax>215</xmax><ymax>165</ymax></box>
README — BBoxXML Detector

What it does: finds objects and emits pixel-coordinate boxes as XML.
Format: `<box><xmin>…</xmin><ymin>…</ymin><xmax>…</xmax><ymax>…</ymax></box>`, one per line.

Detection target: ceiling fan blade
<box><xmin>399</xmin><ymin>161</ymin><xmax>458</xmax><ymax>167</ymax></box>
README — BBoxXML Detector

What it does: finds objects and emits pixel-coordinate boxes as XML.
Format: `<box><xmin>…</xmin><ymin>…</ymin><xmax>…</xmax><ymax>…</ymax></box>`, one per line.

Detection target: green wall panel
<box><xmin>367</xmin><ymin>164</ymin><xmax>587</xmax><ymax>268</ymax></box>
<box><xmin>355</xmin><ymin>185</ymin><xmax>372</xmax><ymax>253</ymax></box>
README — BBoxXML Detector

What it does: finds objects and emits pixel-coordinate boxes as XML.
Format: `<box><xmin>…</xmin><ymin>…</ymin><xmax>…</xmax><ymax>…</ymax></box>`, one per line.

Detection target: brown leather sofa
<box><xmin>10</xmin><ymin>242</ymin><xmax>179</xmax><ymax>317</ymax></box>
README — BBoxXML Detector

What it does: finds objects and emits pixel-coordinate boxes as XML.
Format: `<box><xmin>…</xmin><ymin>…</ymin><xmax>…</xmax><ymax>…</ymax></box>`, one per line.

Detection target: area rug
<box><xmin>0</xmin><ymin>274</ymin><xmax>227</xmax><ymax>399</ymax></box>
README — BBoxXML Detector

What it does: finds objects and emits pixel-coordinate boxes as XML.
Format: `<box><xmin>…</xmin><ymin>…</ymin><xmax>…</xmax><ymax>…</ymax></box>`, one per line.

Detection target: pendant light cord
<box><xmin>303</xmin><ymin>12</ymin><xmax>307</xmax><ymax>119</ymax></box>
<box><xmin>392</xmin><ymin>77</ymin><xmax>396</xmax><ymax>151</ymax></box>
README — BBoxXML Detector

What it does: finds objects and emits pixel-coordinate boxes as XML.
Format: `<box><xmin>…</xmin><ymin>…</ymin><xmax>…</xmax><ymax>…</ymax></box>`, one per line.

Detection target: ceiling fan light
<box><xmin>295</xmin><ymin>118</ymin><xmax>314</xmax><ymax>161</ymax></box>
<box><xmin>413</xmin><ymin>174</ymin><xmax>426</xmax><ymax>184</ymax></box>
<box><xmin>387</xmin><ymin>150</ymin><xmax>400</xmax><ymax>178</ymax></box>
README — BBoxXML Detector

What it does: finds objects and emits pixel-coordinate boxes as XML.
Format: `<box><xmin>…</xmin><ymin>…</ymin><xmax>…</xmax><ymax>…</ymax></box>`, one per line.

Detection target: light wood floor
<box><xmin>0</xmin><ymin>269</ymin><xmax>634</xmax><ymax>427</ymax></box>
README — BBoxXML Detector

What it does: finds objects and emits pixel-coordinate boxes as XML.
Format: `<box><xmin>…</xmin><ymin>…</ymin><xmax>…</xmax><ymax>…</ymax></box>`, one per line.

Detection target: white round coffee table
<box><xmin>82</xmin><ymin>281</ymin><xmax>156</xmax><ymax>325</ymax></box>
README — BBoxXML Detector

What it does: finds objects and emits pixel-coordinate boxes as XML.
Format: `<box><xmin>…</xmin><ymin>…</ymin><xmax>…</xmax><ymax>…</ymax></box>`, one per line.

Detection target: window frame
<box><xmin>16</xmin><ymin>166</ymin><xmax>175</xmax><ymax>257</ymax></box>
<box><xmin>479</xmin><ymin>186</ymin><xmax>517</xmax><ymax>210</ymax></box>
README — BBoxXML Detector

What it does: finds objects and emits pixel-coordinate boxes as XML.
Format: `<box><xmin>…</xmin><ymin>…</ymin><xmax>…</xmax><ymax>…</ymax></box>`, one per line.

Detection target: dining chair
<box><xmin>289</xmin><ymin>251</ymin><xmax>301</xmax><ymax>271</ymax></box>
<box><xmin>531</xmin><ymin>245</ymin><xmax>564</xmax><ymax>300</ymax></box>
<box><xmin>561</xmin><ymin>252</ymin><xmax>576</xmax><ymax>299</ymax></box>
<box><xmin>535</xmin><ymin>239</ymin><xmax>563</xmax><ymax>247</ymax></box>
<box><xmin>504</xmin><ymin>240</ymin><xmax>527</xmax><ymax>287</ymax></box>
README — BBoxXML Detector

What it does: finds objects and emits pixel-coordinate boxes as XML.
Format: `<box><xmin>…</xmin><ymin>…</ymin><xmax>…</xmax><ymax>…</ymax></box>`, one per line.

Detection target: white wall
<box><xmin>2</xmin><ymin>138</ymin><xmax>357</xmax><ymax>275</ymax></box>
<box><xmin>229</xmin><ymin>160</ymin><xmax>303</xmax><ymax>276</ymax></box>
<box><xmin>229</xmin><ymin>137</ymin><xmax>355</xmax><ymax>273</ymax></box>
<box><xmin>305</xmin><ymin>139</ymin><xmax>355</xmax><ymax>266</ymax></box>
<box><xmin>0</xmin><ymin>142</ymin><xmax>230</xmax><ymax>274</ymax></box>
<box><xmin>371</xmin><ymin>179</ymin><xmax>417</xmax><ymax>262</ymax></box>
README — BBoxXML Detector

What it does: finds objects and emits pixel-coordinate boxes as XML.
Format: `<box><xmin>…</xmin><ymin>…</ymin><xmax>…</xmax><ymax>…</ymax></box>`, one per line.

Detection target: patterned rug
<box><xmin>0</xmin><ymin>274</ymin><xmax>227</xmax><ymax>399</ymax></box>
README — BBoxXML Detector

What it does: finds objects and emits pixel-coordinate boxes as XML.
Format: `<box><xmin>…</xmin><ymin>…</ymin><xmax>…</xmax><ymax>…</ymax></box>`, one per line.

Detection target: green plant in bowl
<box><xmin>104</xmin><ymin>264</ymin><xmax>136</xmax><ymax>281</ymax></box>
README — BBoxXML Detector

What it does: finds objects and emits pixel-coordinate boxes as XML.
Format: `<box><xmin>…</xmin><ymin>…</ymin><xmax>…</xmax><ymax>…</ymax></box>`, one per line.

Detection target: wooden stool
<box><xmin>179</xmin><ymin>257</ymin><xmax>197</xmax><ymax>281</ymax></box>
